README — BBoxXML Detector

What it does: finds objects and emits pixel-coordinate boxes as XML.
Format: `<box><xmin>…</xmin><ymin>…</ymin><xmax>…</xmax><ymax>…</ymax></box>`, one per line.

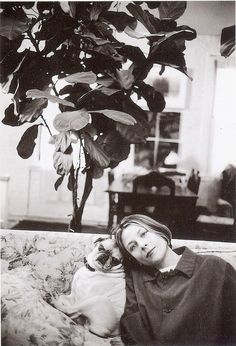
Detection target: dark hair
<box><xmin>111</xmin><ymin>214</ymin><xmax>172</xmax><ymax>268</ymax></box>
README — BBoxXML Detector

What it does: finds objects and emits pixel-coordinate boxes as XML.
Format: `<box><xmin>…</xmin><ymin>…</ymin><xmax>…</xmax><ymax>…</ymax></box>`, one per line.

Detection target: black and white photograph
<box><xmin>0</xmin><ymin>1</ymin><xmax>236</xmax><ymax>345</ymax></box>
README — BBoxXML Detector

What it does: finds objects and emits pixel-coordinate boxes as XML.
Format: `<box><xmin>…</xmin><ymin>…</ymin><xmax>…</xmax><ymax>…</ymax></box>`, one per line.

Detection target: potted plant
<box><xmin>0</xmin><ymin>1</ymin><xmax>196</xmax><ymax>231</ymax></box>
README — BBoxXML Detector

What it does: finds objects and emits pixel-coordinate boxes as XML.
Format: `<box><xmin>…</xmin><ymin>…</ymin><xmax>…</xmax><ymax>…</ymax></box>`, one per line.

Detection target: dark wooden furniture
<box><xmin>133</xmin><ymin>171</ymin><xmax>175</xmax><ymax>195</ymax></box>
<box><xmin>195</xmin><ymin>165</ymin><xmax>236</xmax><ymax>241</ymax></box>
<box><xmin>107</xmin><ymin>176</ymin><xmax>198</xmax><ymax>238</ymax></box>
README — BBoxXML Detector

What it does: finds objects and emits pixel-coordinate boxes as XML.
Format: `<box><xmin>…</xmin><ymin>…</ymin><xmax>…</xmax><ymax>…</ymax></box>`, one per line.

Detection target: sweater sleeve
<box><xmin>222</xmin><ymin>262</ymin><xmax>236</xmax><ymax>345</ymax></box>
<box><xmin>120</xmin><ymin>272</ymin><xmax>139</xmax><ymax>345</ymax></box>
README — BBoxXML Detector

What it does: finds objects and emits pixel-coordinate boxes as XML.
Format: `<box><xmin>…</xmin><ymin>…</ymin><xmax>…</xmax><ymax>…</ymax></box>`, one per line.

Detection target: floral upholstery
<box><xmin>1</xmin><ymin>230</ymin><xmax>236</xmax><ymax>346</ymax></box>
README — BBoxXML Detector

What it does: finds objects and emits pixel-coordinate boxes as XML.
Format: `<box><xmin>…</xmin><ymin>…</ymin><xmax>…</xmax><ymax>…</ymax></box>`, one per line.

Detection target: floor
<box><xmin>12</xmin><ymin>220</ymin><xmax>235</xmax><ymax>242</ymax></box>
<box><xmin>12</xmin><ymin>220</ymin><xmax>109</xmax><ymax>234</ymax></box>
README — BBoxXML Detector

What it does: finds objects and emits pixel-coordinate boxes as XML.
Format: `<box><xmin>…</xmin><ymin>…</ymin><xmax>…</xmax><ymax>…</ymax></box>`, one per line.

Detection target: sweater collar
<box><xmin>142</xmin><ymin>247</ymin><xmax>197</xmax><ymax>281</ymax></box>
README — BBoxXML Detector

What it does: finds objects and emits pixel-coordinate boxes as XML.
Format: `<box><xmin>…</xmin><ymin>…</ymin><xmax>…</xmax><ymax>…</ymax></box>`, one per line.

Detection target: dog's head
<box><xmin>86</xmin><ymin>237</ymin><xmax>123</xmax><ymax>273</ymax></box>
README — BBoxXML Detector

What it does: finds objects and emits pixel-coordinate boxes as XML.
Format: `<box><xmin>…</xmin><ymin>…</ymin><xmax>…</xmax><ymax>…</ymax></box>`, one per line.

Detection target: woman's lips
<box><xmin>147</xmin><ymin>247</ymin><xmax>156</xmax><ymax>258</ymax></box>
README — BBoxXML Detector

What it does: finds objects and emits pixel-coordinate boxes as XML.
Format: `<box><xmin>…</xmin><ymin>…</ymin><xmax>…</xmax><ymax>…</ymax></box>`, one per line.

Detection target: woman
<box><xmin>112</xmin><ymin>214</ymin><xmax>236</xmax><ymax>346</ymax></box>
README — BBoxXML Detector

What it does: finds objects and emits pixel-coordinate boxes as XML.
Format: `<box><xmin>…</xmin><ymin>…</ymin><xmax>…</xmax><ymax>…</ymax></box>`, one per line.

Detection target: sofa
<box><xmin>1</xmin><ymin>229</ymin><xmax>236</xmax><ymax>346</ymax></box>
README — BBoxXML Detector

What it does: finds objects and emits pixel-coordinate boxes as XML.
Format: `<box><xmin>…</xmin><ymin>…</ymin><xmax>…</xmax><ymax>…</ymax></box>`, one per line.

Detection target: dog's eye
<box><xmin>112</xmin><ymin>257</ymin><xmax>120</xmax><ymax>266</ymax></box>
<box><xmin>98</xmin><ymin>244</ymin><xmax>105</xmax><ymax>251</ymax></box>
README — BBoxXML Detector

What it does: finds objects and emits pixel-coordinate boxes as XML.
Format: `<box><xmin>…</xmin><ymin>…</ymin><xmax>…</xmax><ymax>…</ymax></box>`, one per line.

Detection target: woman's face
<box><xmin>121</xmin><ymin>223</ymin><xmax>168</xmax><ymax>268</ymax></box>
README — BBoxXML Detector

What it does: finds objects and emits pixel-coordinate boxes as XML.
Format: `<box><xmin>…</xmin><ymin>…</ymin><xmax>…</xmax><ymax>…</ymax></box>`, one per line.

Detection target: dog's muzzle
<box><xmin>97</xmin><ymin>251</ymin><xmax>110</xmax><ymax>266</ymax></box>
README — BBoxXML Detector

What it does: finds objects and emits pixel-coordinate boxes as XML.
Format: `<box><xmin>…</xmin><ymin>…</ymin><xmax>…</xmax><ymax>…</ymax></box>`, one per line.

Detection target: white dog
<box><xmin>53</xmin><ymin>237</ymin><xmax>126</xmax><ymax>338</ymax></box>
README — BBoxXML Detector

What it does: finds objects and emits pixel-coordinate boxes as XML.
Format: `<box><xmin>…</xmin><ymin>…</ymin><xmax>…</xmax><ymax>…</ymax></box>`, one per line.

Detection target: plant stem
<box><xmin>27</xmin><ymin>30</ymin><xmax>41</xmax><ymax>54</ymax></box>
<box><xmin>41</xmin><ymin>115</ymin><xmax>53</xmax><ymax>136</ymax></box>
<box><xmin>52</xmin><ymin>84</ymin><xmax>59</xmax><ymax>97</ymax></box>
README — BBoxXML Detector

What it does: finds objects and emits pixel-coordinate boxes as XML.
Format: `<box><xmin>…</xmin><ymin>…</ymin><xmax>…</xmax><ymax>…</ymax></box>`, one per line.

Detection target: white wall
<box><xmin>0</xmin><ymin>93</ymin><xmax>39</xmax><ymax>225</ymax></box>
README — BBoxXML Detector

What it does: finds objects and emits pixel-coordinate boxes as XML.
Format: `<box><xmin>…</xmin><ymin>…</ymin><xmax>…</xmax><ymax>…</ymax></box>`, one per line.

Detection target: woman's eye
<box><xmin>141</xmin><ymin>231</ymin><xmax>147</xmax><ymax>237</ymax></box>
<box><xmin>130</xmin><ymin>244</ymin><xmax>136</xmax><ymax>252</ymax></box>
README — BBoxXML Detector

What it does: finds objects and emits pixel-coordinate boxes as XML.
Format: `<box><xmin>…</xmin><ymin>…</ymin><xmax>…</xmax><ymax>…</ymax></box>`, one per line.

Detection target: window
<box><xmin>134</xmin><ymin>112</ymin><xmax>181</xmax><ymax>170</ymax></box>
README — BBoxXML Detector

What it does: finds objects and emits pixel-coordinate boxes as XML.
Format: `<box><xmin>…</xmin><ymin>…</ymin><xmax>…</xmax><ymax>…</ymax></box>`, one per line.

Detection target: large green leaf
<box><xmin>220</xmin><ymin>25</ymin><xmax>235</xmax><ymax>58</ymax></box>
<box><xmin>2</xmin><ymin>103</ymin><xmax>19</xmax><ymax>127</ymax></box>
<box><xmin>96</xmin><ymin>76</ymin><xmax>114</xmax><ymax>87</ymax></box>
<box><xmin>118</xmin><ymin>45</ymin><xmax>146</xmax><ymax>65</ymax></box>
<box><xmin>19</xmin><ymin>99</ymin><xmax>48</xmax><ymax>123</ymax></box>
<box><xmin>53</xmin><ymin>109</ymin><xmax>90</xmax><ymax>132</ymax></box>
<box><xmin>158</xmin><ymin>2</ymin><xmax>186</xmax><ymax>20</ymax></box>
<box><xmin>139</xmin><ymin>82</ymin><xmax>166</xmax><ymax>113</ymax></box>
<box><xmin>50</xmin><ymin>132</ymin><xmax>73</xmax><ymax>153</ymax></box>
<box><xmin>78</xmin><ymin>32</ymin><xmax>110</xmax><ymax>46</ymax></box>
<box><xmin>127</xmin><ymin>3</ymin><xmax>161</xmax><ymax>34</ymax></box>
<box><xmin>17</xmin><ymin>124</ymin><xmax>40</xmax><ymax>159</ymax></box>
<box><xmin>89</xmin><ymin>2</ymin><xmax>111</xmax><ymax>21</ymax></box>
<box><xmin>149</xmin><ymin>39</ymin><xmax>187</xmax><ymax>74</ymax></box>
<box><xmin>92</xmin><ymin>44</ymin><xmax>124</xmax><ymax>62</ymax></box>
<box><xmin>150</xmin><ymin>27</ymin><xmax>196</xmax><ymax>54</ymax></box>
<box><xmin>64</xmin><ymin>71</ymin><xmax>97</xmax><ymax>84</ymax></box>
<box><xmin>59</xmin><ymin>2</ymin><xmax>76</xmax><ymax>17</ymax></box>
<box><xmin>1</xmin><ymin>53</ymin><xmax>27</xmax><ymax>93</ymax></box>
<box><xmin>115</xmin><ymin>95</ymin><xmax>150</xmax><ymax>143</ymax></box>
<box><xmin>90</xmin><ymin>110</ymin><xmax>136</xmax><ymax>125</ymax></box>
<box><xmin>102</xmin><ymin>11</ymin><xmax>137</xmax><ymax>32</ymax></box>
<box><xmin>124</xmin><ymin>26</ymin><xmax>164</xmax><ymax>39</ymax></box>
<box><xmin>115</xmin><ymin>66</ymin><xmax>135</xmax><ymax>90</ymax></box>
<box><xmin>84</xmin><ymin>134</ymin><xmax>110</xmax><ymax>168</ymax></box>
<box><xmin>96</xmin><ymin>130</ymin><xmax>130</xmax><ymax>163</ymax></box>
<box><xmin>54</xmin><ymin>175</ymin><xmax>65</xmax><ymax>191</ymax></box>
<box><xmin>53</xmin><ymin>151</ymin><xmax>73</xmax><ymax>175</ymax></box>
<box><xmin>26</xmin><ymin>89</ymin><xmax>75</xmax><ymax>108</ymax></box>
<box><xmin>116</xmin><ymin>122</ymin><xmax>149</xmax><ymax>144</ymax></box>
<box><xmin>98</xmin><ymin>86</ymin><xmax>121</xmax><ymax>96</ymax></box>
<box><xmin>0</xmin><ymin>12</ymin><xmax>30</xmax><ymax>40</ymax></box>
<box><xmin>92</xmin><ymin>164</ymin><xmax>104</xmax><ymax>179</ymax></box>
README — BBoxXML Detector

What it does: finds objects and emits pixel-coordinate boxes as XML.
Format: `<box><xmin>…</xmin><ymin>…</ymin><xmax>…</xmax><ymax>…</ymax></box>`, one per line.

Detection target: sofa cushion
<box><xmin>1</xmin><ymin>267</ymin><xmax>85</xmax><ymax>346</ymax></box>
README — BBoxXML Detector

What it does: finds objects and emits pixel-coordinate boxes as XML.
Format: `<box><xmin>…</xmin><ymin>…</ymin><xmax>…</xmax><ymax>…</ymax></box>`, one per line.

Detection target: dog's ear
<box><xmin>94</xmin><ymin>237</ymin><xmax>108</xmax><ymax>244</ymax></box>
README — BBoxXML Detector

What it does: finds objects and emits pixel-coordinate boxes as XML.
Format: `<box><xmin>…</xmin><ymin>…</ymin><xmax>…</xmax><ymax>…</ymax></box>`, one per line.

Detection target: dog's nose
<box><xmin>97</xmin><ymin>252</ymin><xmax>110</xmax><ymax>265</ymax></box>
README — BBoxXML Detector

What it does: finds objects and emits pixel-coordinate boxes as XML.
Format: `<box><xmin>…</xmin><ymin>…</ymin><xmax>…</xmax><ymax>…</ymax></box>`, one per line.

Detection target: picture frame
<box><xmin>132</xmin><ymin>66</ymin><xmax>191</xmax><ymax>110</ymax></box>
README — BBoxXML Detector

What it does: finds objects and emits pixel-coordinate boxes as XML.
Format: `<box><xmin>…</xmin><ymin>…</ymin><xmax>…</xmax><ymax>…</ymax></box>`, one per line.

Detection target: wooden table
<box><xmin>107</xmin><ymin>178</ymin><xmax>198</xmax><ymax>238</ymax></box>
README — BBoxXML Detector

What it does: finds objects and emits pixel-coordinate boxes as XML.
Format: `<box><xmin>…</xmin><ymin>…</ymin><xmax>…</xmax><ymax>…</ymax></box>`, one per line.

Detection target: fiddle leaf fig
<box><xmin>53</xmin><ymin>151</ymin><xmax>73</xmax><ymax>175</ymax></box>
<box><xmin>0</xmin><ymin>1</ymin><xmax>196</xmax><ymax>231</ymax></box>
<box><xmin>138</xmin><ymin>82</ymin><xmax>166</xmax><ymax>113</ymax></box>
<box><xmin>90</xmin><ymin>109</ymin><xmax>136</xmax><ymax>125</ymax></box>
<box><xmin>97</xmin><ymin>130</ymin><xmax>130</xmax><ymax>164</ymax></box>
<box><xmin>2</xmin><ymin>103</ymin><xmax>19</xmax><ymax>127</ymax></box>
<box><xmin>124</xmin><ymin>26</ymin><xmax>164</xmax><ymax>39</ymax></box>
<box><xmin>0</xmin><ymin>12</ymin><xmax>30</xmax><ymax>40</ymax></box>
<box><xmin>54</xmin><ymin>175</ymin><xmax>65</xmax><ymax>191</ymax></box>
<box><xmin>127</xmin><ymin>3</ymin><xmax>161</xmax><ymax>34</ymax></box>
<box><xmin>92</xmin><ymin>164</ymin><xmax>104</xmax><ymax>179</ymax></box>
<box><xmin>99</xmin><ymin>86</ymin><xmax>121</xmax><ymax>96</ymax></box>
<box><xmin>53</xmin><ymin>109</ymin><xmax>90</xmax><ymax>132</ymax></box>
<box><xmin>17</xmin><ymin>124</ymin><xmax>40</xmax><ymax>159</ymax></box>
<box><xmin>84</xmin><ymin>134</ymin><xmax>110</xmax><ymax>168</ymax></box>
<box><xmin>64</xmin><ymin>71</ymin><xmax>97</xmax><ymax>84</ymax></box>
<box><xmin>115</xmin><ymin>66</ymin><xmax>135</xmax><ymax>90</ymax></box>
<box><xmin>26</xmin><ymin>89</ymin><xmax>75</xmax><ymax>108</ymax></box>
<box><xmin>220</xmin><ymin>25</ymin><xmax>235</xmax><ymax>57</ymax></box>
<box><xmin>52</xmin><ymin>132</ymin><xmax>73</xmax><ymax>153</ymax></box>
<box><xmin>102</xmin><ymin>10</ymin><xmax>137</xmax><ymax>32</ymax></box>
<box><xmin>158</xmin><ymin>2</ymin><xmax>186</xmax><ymax>20</ymax></box>
<box><xmin>19</xmin><ymin>99</ymin><xmax>48</xmax><ymax>123</ymax></box>
<box><xmin>117</xmin><ymin>122</ymin><xmax>150</xmax><ymax>144</ymax></box>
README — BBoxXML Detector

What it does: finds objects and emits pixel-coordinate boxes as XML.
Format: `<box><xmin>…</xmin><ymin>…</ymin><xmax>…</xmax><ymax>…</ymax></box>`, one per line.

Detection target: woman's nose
<box><xmin>139</xmin><ymin>239</ymin><xmax>148</xmax><ymax>249</ymax></box>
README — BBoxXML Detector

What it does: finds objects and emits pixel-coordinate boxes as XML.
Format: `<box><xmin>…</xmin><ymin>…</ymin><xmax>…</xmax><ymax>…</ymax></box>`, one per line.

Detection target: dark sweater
<box><xmin>120</xmin><ymin>247</ymin><xmax>236</xmax><ymax>346</ymax></box>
